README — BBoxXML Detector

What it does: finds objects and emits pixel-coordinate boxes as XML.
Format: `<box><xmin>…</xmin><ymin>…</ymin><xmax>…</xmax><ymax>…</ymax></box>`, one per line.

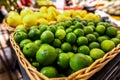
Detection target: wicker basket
<box><xmin>10</xmin><ymin>32</ymin><xmax>120</xmax><ymax>80</ymax></box>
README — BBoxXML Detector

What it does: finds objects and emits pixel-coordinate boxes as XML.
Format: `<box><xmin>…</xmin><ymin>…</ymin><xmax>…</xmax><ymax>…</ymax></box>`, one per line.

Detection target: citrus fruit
<box><xmin>57</xmin><ymin>26</ymin><xmax>65</xmax><ymax>30</ymax></box>
<box><xmin>106</xmin><ymin>27</ymin><xmax>117</xmax><ymax>37</ymax></box>
<box><xmin>66</xmin><ymin>32</ymin><xmax>77</xmax><ymax>44</ymax></box>
<box><xmin>16</xmin><ymin>25</ymin><xmax>27</xmax><ymax>33</ymax></box>
<box><xmin>64</xmin><ymin>20</ymin><xmax>72</xmax><ymax>27</ymax></box>
<box><xmin>83</xmin><ymin>26</ymin><xmax>93</xmax><ymax>34</ymax></box>
<box><xmin>72</xmin><ymin>45</ymin><xmax>78</xmax><ymax>53</ymax></box>
<box><xmin>87</xmin><ymin>21</ymin><xmax>95</xmax><ymax>26</ymax></box>
<box><xmin>55</xmin><ymin>29</ymin><xmax>66</xmax><ymax>40</ymax></box>
<box><xmin>95</xmin><ymin>25</ymin><xmax>105</xmax><ymax>35</ymax></box>
<box><xmin>86</xmin><ymin>55</ymin><xmax>93</xmax><ymax>65</ymax></box>
<box><xmin>36</xmin><ymin>44</ymin><xmax>57</xmax><ymax>65</ymax></box>
<box><xmin>116</xmin><ymin>34</ymin><xmax>120</xmax><ymax>39</ymax></box>
<box><xmin>70</xmin><ymin>25</ymin><xmax>75</xmax><ymax>29</ymax></box>
<box><xmin>23</xmin><ymin>42</ymin><xmax>38</xmax><ymax>57</ymax></box>
<box><xmin>55</xmin><ymin>48</ymin><xmax>63</xmax><ymax>56</ymax></box>
<box><xmin>40</xmin><ymin>31</ymin><xmax>54</xmax><ymax>43</ymax></box>
<box><xmin>74</xmin><ymin>22</ymin><xmax>84</xmax><ymax>29</ymax></box>
<box><xmin>61</xmin><ymin>42</ymin><xmax>72</xmax><ymax>52</ymax></box>
<box><xmin>57</xmin><ymin>53</ymin><xmax>69</xmax><ymax>68</ymax></box>
<box><xmin>67</xmin><ymin>52</ymin><xmax>74</xmax><ymax>58</ymax></box>
<box><xmin>111</xmin><ymin>38</ymin><xmax>120</xmax><ymax>46</ymax></box>
<box><xmin>78</xmin><ymin>45</ymin><xmax>90</xmax><ymax>55</ymax></box>
<box><xmin>89</xmin><ymin>42</ymin><xmax>100</xmax><ymax>49</ymax></box>
<box><xmin>73</xmin><ymin>29</ymin><xmax>84</xmax><ymax>37</ymax></box>
<box><xmin>39</xmin><ymin>24</ymin><xmax>48</xmax><ymax>33</ymax></box>
<box><xmin>52</xmin><ymin>39</ymin><xmax>61</xmax><ymax>48</ymax></box>
<box><xmin>70</xmin><ymin>54</ymin><xmax>89</xmax><ymax>71</ymax></box>
<box><xmin>66</xmin><ymin>28</ymin><xmax>72</xmax><ymax>34</ymax></box>
<box><xmin>32</xmin><ymin>62</ymin><xmax>39</xmax><ymax>68</ymax></box>
<box><xmin>40</xmin><ymin>66</ymin><xmax>58</xmax><ymax>78</ymax></box>
<box><xmin>47</xmin><ymin>25</ymin><xmax>56</xmax><ymax>33</ymax></box>
<box><xmin>101</xmin><ymin>40</ymin><xmax>115</xmax><ymax>52</ymax></box>
<box><xmin>30</xmin><ymin>26</ymin><xmax>38</xmax><ymax>30</ymax></box>
<box><xmin>86</xmin><ymin>34</ymin><xmax>96</xmax><ymax>42</ymax></box>
<box><xmin>77</xmin><ymin>36</ymin><xmax>88</xmax><ymax>46</ymax></box>
<box><xmin>97</xmin><ymin>36</ymin><xmax>109</xmax><ymax>43</ymax></box>
<box><xmin>34</xmin><ymin>40</ymin><xmax>42</xmax><ymax>47</ymax></box>
<box><xmin>93</xmin><ymin>32</ymin><xmax>100</xmax><ymax>38</ymax></box>
<box><xmin>14</xmin><ymin>31</ymin><xmax>27</xmax><ymax>43</ymax></box>
<box><xmin>28</xmin><ymin>29</ymin><xmax>41</xmax><ymax>40</ymax></box>
<box><xmin>117</xmin><ymin>31</ymin><xmax>120</xmax><ymax>34</ymax></box>
<box><xmin>90</xmin><ymin>48</ymin><xmax>105</xmax><ymax>60</ymax></box>
<box><xmin>19</xmin><ymin>39</ymin><xmax>32</xmax><ymax>49</ymax></box>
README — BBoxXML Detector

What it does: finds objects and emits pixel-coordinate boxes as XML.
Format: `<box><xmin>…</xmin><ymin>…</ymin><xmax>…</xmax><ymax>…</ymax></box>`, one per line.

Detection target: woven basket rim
<box><xmin>10</xmin><ymin>32</ymin><xmax>120</xmax><ymax>80</ymax></box>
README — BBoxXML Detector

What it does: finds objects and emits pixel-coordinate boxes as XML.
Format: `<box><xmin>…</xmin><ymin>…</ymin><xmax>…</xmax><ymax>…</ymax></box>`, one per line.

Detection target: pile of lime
<box><xmin>14</xmin><ymin>17</ymin><xmax>120</xmax><ymax>78</ymax></box>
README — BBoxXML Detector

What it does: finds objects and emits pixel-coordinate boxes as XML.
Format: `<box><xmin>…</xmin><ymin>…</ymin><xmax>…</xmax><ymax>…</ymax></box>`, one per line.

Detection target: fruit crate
<box><xmin>9</xmin><ymin>19</ymin><xmax>120</xmax><ymax>80</ymax></box>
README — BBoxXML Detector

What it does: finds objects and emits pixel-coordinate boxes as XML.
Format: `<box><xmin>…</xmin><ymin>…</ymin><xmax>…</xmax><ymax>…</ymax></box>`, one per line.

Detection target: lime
<box><xmin>66</xmin><ymin>32</ymin><xmax>77</xmax><ymax>44</ymax></box>
<box><xmin>30</xmin><ymin>26</ymin><xmax>38</xmax><ymax>30</ymax></box>
<box><xmin>93</xmin><ymin>32</ymin><xmax>100</xmax><ymax>38</ymax></box>
<box><xmin>32</xmin><ymin>62</ymin><xmax>39</xmax><ymax>68</ymax></box>
<box><xmin>101</xmin><ymin>40</ymin><xmax>115</xmax><ymax>52</ymax></box>
<box><xmin>116</xmin><ymin>34</ymin><xmax>120</xmax><ymax>39</ymax></box>
<box><xmin>64</xmin><ymin>20</ymin><xmax>72</xmax><ymax>27</ymax></box>
<box><xmin>95</xmin><ymin>25</ymin><xmax>105</xmax><ymax>35</ymax></box>
<box><xmin>77</xmin><ymin>36</ymin><xmax>88</xmax><ymax>46</ymax></box>
<box><xmin>78</xmin><ymin>45</ymin><xmax>90</xmax><ymax>55</ymax></box>
<box><xmin>74</xmin><ymin>22</ymin><xmax>84</xmax><ymax>29</ymax></box>
<box><xmin>55</xmin><ymin>29</ymin><xmax>66</xmax><ymax>40</ymax></box>
<box><xmin>87</xmin><ymin>21</ymin><xmax>95</xmax><ymax>26</ymax></box>
<box><xmin>70</xmin><ymin>25</ymin><xmax>75</xmax><ymax>29</ymax></box>
<box><xmin>70</xmin><ymin>54</ymin><xmax>89</xmax><ymax>71</ymax></box>
<box><xmin>47</xmin><ymin>25</ymin><xmax>56</xmax><ymax>33</ymax></box>
<box><xmin>40</xmin><ymin>31</ymin><xmax>54</xmax><ymax>43</ymax></box>
<box><xmin>83</xmin><ymin>26</ymin><xmax>93</xmax><ymax>34</ymax></box>
<box><xmin>106</xmin><ymin>27</ymin><xmax>117</xmax><ymax>37</ymax></box>
<box><xmin>86</xmin><ymin>34</ymin><xmax>96</xmax><ymax>42</ymax></box>
<box><xmin>90</xmin><ymin>48</ymin><xmax>105</xmax><ymax>60</ymax></box>
<box><xmin>55</xmin><ymin>48</ymin><xmax>63</xmax><ymax>56</ymax></box>
<box><xmin>28</xmin><ymin>28</ymin><xmax>41</xmax><ymax>40</ymax></box>
<box><xmin>66</xmin><ymin>28</ymin><xmax>72</xmax><ymax>34</ymax></box>
<box><xmin>52</xmin><ymin>39</ymin><xmax>61</xmax><ymax>48</ymax></box>
<box><xmin>15</xmin><ymin>25</ymin><xmax>27</xmax><ymax>33</ymax></box>
<box><xmin>34</xmin><ymin>40</ymin><xmax>42</xmax><ymax>47</ymax></box>
<box><xmin>14</xmin><ymin>31</ymin><xmax>27</xmax><ymax>43</ymax></box>
<box><xmin>39</xmin><ymin>24</ymin><xmax>48</xmax><ymax>33</ymax></box>
<box><xmin>89</xmin><ymin>42</ymin><xmax>100</xmax><ymax>49</ymax></box>
<box><xmin>36</xmin><ymin>44</ymin><xmax>57</xmax><ymax>65</ymax></box>
<box><xmin>111</xmin><ymin>38</ymin><xmax>120</xmax><ymax>46</ymax></box>
<box><xmin>19</xmin><ymin>39</ymin><xmax>32</xmax><ymax>49</ymax></box>
<box><xmin>72</xmin><ymin>45</ymin><xmax>78</xmax><ymax>53</ymax></box>
<box><xmin>73</xmin><ymin>29</ymin><xmax>84</xmax><ymax>37</ymax></box>
<box><xmin>61</xmin><ymin>42</ymin><xmax>72</xmax><ymax>52</ymax></box>
<box><xmin>97</xmin><ymin>36</ymin><xmax>109</xmax><ymax>43</ymax></box>
<box><xmin>23</xmin><ymin>42</ymin><xmax>38</xmax><ymax>57</ymax></box>
<box><xmin>57</xmin><ymin>26</ymin><xmax>65</xmax><ymax>30</ymax></box>
<box><xmin>117</xmin><ymin>31</ymin><xmax>120</xmax><ymax>34</ymax></box>
<box><xmin>57</xmin><ymin>22</ymin><xmax>66</xmax><ymax>27</ymax></box>
<box><xmin>57</xmin><ymin>53</ymin><xmax>69</xmax><ymax>68</ymax></box>
<box><xmin>67</xmin><ymin>52</ymin><xmax>74</xmax><ymax>58</ymax></box>
<box><xmin>40</xmin><ymin>66</ymin><xmax>58</xmax><ymax>78</ymax></box>
<box><xmin>86</xmin><ymin>55</ymin><xmax>93</xmax><ymax>65</ymax></box>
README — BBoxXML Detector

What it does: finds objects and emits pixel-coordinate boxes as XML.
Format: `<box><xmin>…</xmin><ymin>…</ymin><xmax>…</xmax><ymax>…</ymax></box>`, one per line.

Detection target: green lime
<box><xmin>78</xmin><ymin>45</ymin><xmax>90</xmax><ymax>55</ymax></box>
<box><xmin>36</xmin><ymin>44</ymin><xmax>57</xmax><ymax>65</ymax></box>
<box><xmin>40</xmin><ymin>31</ymin><xmax>54</xmax><ymax>43</ymax></box>
<box><xmin>19</xmin><ymin>39</ymin><xmax>32</xmax><ymax>49</ymax></box>
<box><xmin>32</xmin><ymin>62</ymin><xmax>39</xmax><ymax>68</ymax></box>
<box><xmin>14</xmin><ymin>31</ymin><xmax>27</xmax><ymax>43</ymax></box>
<box><xmin>70</xmin><ymin>25</ymin><xmax>75</xmax><ymax>29</ymax></box>
<box><xmin>57</xmin><ymin>26</ymin><xmax>65</xmax><ymax>30</ymax></box>
<box><xmin>15</xmin><ymin>25</ymin><xmax>27</xmax><ymax>33</ymax></box>
<box><xmin>70</xmin><ymin>54</ymin><xmax>89</xmax><ymax>71</ymax></box>
<box><xmin>74</xmin><ymin>22</ymin><xmax>84</xmax><ymax>29</ymax></box>
<box><xmin>66</xmin><ymin>28</ymin><xmax>72</xmax><ymax>34</ymax></box>
<box><xmin>83</xmin><ymin>26</ymin><xmax>93</xmax><ymax>34</ymax></box>
<box><xmin>77</xmin><ymin>36</ymin><xmax>88</xmax><ymax>46</ymax></box>
<box><xmin>90</xmin><ymin>48</ymin><xmax>105</xmax><ymax>60</ymax></box>
<box><xmin>101</xmin><ymin>40</ymin><xmax>115</xmax><ymax>52</ymax></box>
<box><xmin>34</xmin><ymin>40</ymin><xmax>42</xmax><ymax>47</ymax></box>
<box><xmin>40</xmin><ymin>66</ymin><xmax>58</xmax><ymax>78</ymax></box>
<box><xmin>64</xmin><ymin>20</ymin><xmax>72</xmax><ymax>27</ymax></box>
<box><xmin>106</xmin><ymin>27</ymin><xmax>117</xmax><ymax>37</ymax></box>
<box><xmin>86</xmin><ymin>34</ymin><xmax>96</xmax><ymax>42</ymax></box>
<box><xmin>47</xmin><ymin>25</ymin><xmax>56</xmax><ymax>33</ymax></box>
<box><xmin>55</xmin><ymin>29</ymin><xmax>66</xmax><ymax>40</ymax></box>
<box><xmin>61</xmin><ymin>42</ymin><xmax>72</xmax><ymax>52</ymax></box>
<box><xmin>111</xmin><ymin>38</ymin><xmax>120</xmax><ymax>46</ymax></box>
<box><xmin>72</xmin><ymin>45</ymin><xmax>78</xmax><ymax>53</ymax></box>
<box><xmin>95</xmin><ymin>25</ymin><xmax>106</xmax><ymax>35</ymax></box>
<box><xmin>116</xmin><ymin>34</ymin><xmax>120</xmax><ymax>39</ymax></box>
<box><xmin>57</xmin><ymin>53</ymin><xmax>69</xmax><ymax>68</ymax></box>
<box><xmin>57</xmin><ymin>22</ymin><xmax>66</xmax><ymax>27</ymax></box>
<box><xmin>97</xmin><ymin>36</ymin><xmax>109</xmax><ymax>43</ymax></box>
<box><xmin>39</xmin><ymin>24</ymin><xmax>48</xmax><ymax>33</ymax></box>
<box><xmin>73</xmin><ymin>29</ymin><xmax>84</xmax><ymax>37</ymax></box>
<box><xmin>23</xmin><ymin>42</ymin><xmax>38</xmax><ymax>57</ymax></box>
<box><xmin>52</xmin><ymin>39</ymin><xmax>61</xmax><ymax>48</ymax></box>
<box><xmin>28</xmin><ymin>28</ymin><xmax>41</xmax><ymax>40</ymax></box>
<box><xmin>117</xmin><ymin>31</ymin><xmax>120</xmax><ymax>34</ymax></box>
<box><xmin>67</xmin><ymin>52</ymin><xmax>74</xmax><ymax>58</ymax></box>
<box><xmin>86</xmin><ymin>55</ymin><xmax>93</xmax><ymax>65</ymax></box>
<box><xmin>66</xmin><ymin>32</ymin><xmax>77</xmax><ymax>44</ymax></box>
<box><xmin>87</xmin><ymin>21</ymin><xmax>95</xmax><ymax>26</ymax></box>
<box><xmin>89</xmin><ymin>42</ymin><xmax>100</xmax><ymax>49</ymax></box>
<box><xmin>93</xmin><ymin>32</ymin><xmax>100</xmax><ymax>38</ymax></box>
<box><xmin>55</xmin><ymin>48</ymin><xmax>63</xmax><ymax>56</ymax></box>
<box><xmin>30</xmin><ymin>26</ymin><xmax>38</xmax><ymax>30</ymax></box>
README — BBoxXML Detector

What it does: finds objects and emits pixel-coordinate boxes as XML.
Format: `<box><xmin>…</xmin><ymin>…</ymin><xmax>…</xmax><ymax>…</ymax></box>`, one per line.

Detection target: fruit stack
<box><xmin>13</xmin><ymin>17</ymin><xmax>120</xmax><ymax>78</ymax></box>
<box><xmin>6</xmin><ymin>6</ymin><xmax>100</xmax><ymax>29</ymax></box>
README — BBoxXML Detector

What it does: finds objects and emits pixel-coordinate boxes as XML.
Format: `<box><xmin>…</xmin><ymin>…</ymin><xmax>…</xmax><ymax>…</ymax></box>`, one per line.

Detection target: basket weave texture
<box><xmin>10</xmin><ymin>32</ymin><xmax>120</xmax><ymax>80</ymax></box>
